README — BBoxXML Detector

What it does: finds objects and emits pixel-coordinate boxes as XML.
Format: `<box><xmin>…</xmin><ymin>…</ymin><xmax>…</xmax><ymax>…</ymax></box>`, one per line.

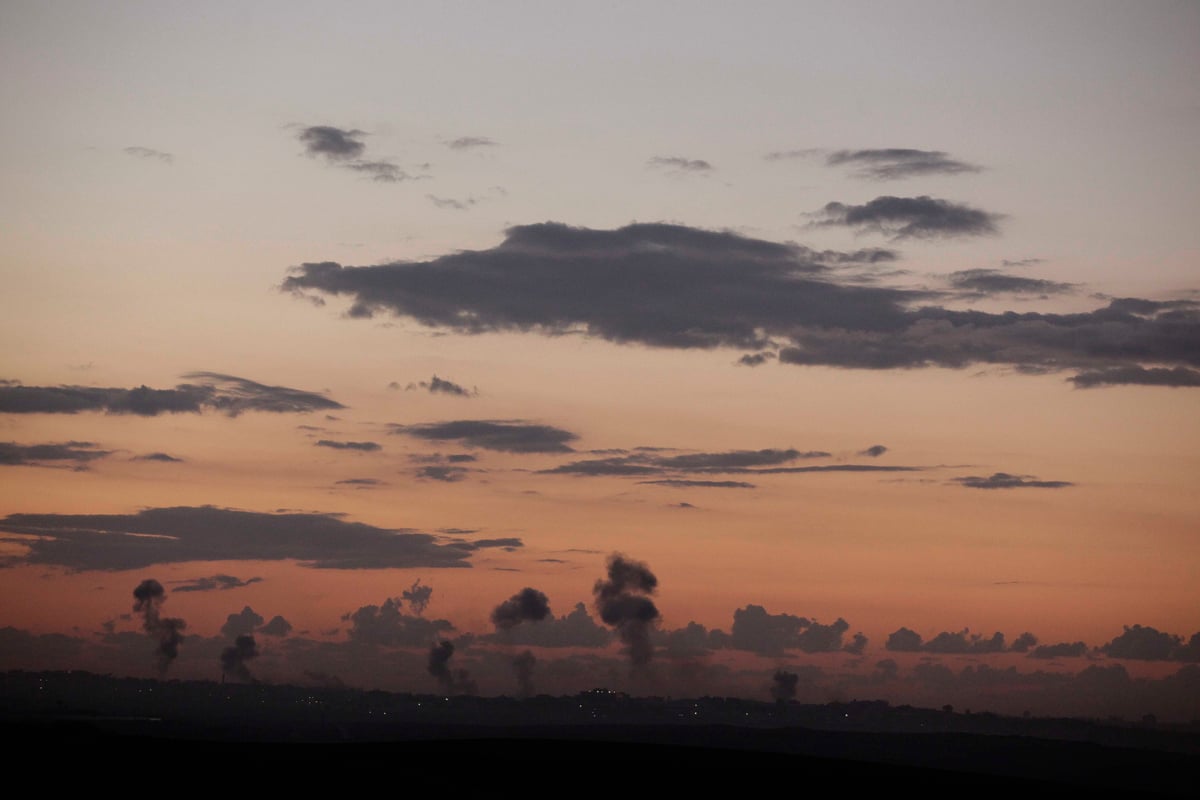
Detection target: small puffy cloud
<box><xmin>414</xmin><ymin>465</ymin><xmax>470</xmax><ymax>482</ymax></box>
<box><xmin>298</xmin><ymin>125</ymin><xmax>366</xmax><ymax>160</ymax></box>
<box><xmin>403</xmin><ymin>375</ymin><xmax>478</xmax><ymax>397</ymax></box>
<box><xmin>221</xmin><ymin>606</ymin><xmax>265</xmax><ymax>639</ymax></box>
<box><xmin>259</xmin><ymin>615</ymin><xmax>293</xmax><ymax>637</ymax></box>
<box><xmin>858</xmin><ymin>445</ymin><xmax>887</xmax><ymax>458</ymax></box>
<box><xmin>1069</xmin><ymin>366</ymin><xmax>1200</xmax><ymax>389</ymax></box>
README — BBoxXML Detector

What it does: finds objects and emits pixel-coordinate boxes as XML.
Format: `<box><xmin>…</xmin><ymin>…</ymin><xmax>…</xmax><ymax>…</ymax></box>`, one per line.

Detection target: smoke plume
<box><xmin>592</xmin><ymin>553</ymin><xmax>661</xmax><ymax>667</ymax></box>
<box><xmin>132</xmin><ymin>578</ymin><xmax>187</xmax><ymax>676</ymax></box>
<box><xmin>220</xmin><ymin>634</ymin><xmax>259</xmax><ymax>683</ymax></box>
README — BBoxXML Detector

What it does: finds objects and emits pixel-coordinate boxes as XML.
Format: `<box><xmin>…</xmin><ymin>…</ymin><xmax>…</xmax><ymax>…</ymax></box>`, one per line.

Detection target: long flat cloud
<box><xmin>0</xmin><ymin>441</ymin><xmax>113</xmax><ymax>467</ymax></box>
<box><xmin>825</xmin><ymin>149</ymin><xmax>982</xmax><ymax>180</ymax></box>
<box><xmin>0</xmin><ymin>506</ymin><xmax>485</xmax><ymax>571</ymax></box>
<box><xmin>811</xmin><ymin>196</ymin><xmax>1002</xmax><ymax>239</ymax></box>
<box><xmin>0</xmin><ymin>373</ymin><xmax>344</xmax><ymax>416</ymax></box>
<box><xmin>281</xmin><ymin>222</ymin><xmax>1199</xmax><ymax>386</ymax></box>
<box><xmin>391</xmin><ymin>420</ymin><xmax>578</xmax><ymax>453</ymax></box>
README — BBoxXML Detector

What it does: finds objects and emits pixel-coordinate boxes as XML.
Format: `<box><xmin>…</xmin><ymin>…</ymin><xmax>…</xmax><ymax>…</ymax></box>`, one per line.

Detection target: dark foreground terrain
<box><xmin>3</xmin><ymin>671</ymin><xmax>1196</xmax><ymax>796</ymax></box>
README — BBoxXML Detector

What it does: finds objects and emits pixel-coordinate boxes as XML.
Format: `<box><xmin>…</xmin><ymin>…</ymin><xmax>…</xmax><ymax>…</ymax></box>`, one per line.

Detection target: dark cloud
<box><xmin>0</xmin><ymin>441</ymin><xmax>112</xmax><ymax>468</ymax></box>
<box><xmin>171</xmin><ymin>574</ymin><xmax>263</xmax><ymax>593</ymax></box>
<box><xmin>343</xmin><ymin>160</ymin><xmax>414</xmax><ymax>182</ymax></box>
<box><xmin>298</xmin><ymin>125</ymin><xmax>366</xmax><ymax>160</ymax></box>
<box><xmin>947</xmin><ymin>268</ymin><xmax>1076</xmax><ymax>297</ymax></box>
<box><xmin>0</xmin><ymin>373</ymin><xmax>343</xmax><ymax>416</ymax></box>
<box><xmin>656</xmin><ymin>448</ymin><xmax>824</xmax><ymax>470</ymax></box>
<box><xmin>479</xmin><ymin>601</ymin><xmax>610</xmax><ymax>648</ymax></box>
<box><xmin>393</xmin><ymin>419</ymin><xmax>577</xmax><ymax>453</ymax></box>
<box><xmin>0</xmin><ymin>505</ymin><xmax>478</xmax><ymax>570</ymax></box>
<box><xmin>638</xmin><ymin>479</ymin><xmax>756</xmax><ymax>488</ymax></box>
<box><xmin>123</xmin><ymin>146</ymin><xmax>173</xmax><ymax>164</ymax></box>
<box><xmin>221</xmin><ymin>606</ymin><xmax>264</xmax><ymax>639</ymax></box>
<box><xmin>1010</xmin><ymin>632</ymin><xmax>1038</xmax><ymax>653</ymax></box>
<box><xmin>954</xmin><ymin>473</ymin><xmax>1073</xmax><ymax>490</ymax></box>
<box><xmin>825</xmin><ymin>149</ymin><xmax>982</xmax><ymax>180</ymax></box>
<box><xmin>427</xmin><ymin>194</ymin><xmax>476</xmax><ymax>210</ymax></box>
<box><xmin>922</xmin><ymin>629</ymin><xmax>1008</xmax><ymax>654</ymax></box>
<box><xmin>1069</xmin><ymin>366</ymin><xmax>1200</xmax><ymax>388</ymax></box>
<box><xmin>737</xmin><ymin>352</ymin><xmax>775</xmax><ymax>367</ymax></box>
<box><xmin>1101</xmin><ymin>624</ymin><xmax>1197</xmax><ymax>662</ymax></box>
<box><xmin>132</xmin><ymin>579</ymin><xmax>186</xmax><ymax>676</ymax></box>
<box><xmin>491</xmin><ymin>587</ymin><xmax>552</xmax><ymax>631</ymax></box>
<box><xmin>542</xmin><ymin>457</ymin><xmax>662</xmax><ymax>476</ymax></box>
<box><xmin>593</xmin><ymin>553</ymin><xmax>660</xmax><ymax>667</ymax></box>
<box><xmin>446</xmin><ymin>136</ymin><xmax>497</xmax><ymax>150</ymax></box>
<box><xmin>884</xmin><ymin>627</ymin><xmax>924</xmax><ymax>652</ymax></box>
<box><xmin>219</xmin><ymin>634</ymin><xmax>259</xmax><ymax>683</ymax></box>
<box><xmin>647</xmin><ymin>156</ymin><xmax>713</xmax><ymax>173</ymax></box>
<box><xmin>728</xmin><ymin>605</ymin><xmax>854</xmax><ymax>656</ymax></box>
<box><xmin>345</xmin><ymin>596</ymin><xmax>454</xmax><ymax>646</ymax></box>
<box><xmin>858</xmin><ymin>445</ymin><xmax>887</xmax><ymax>458</ymax></box>
<box><xmin>132</xmin><ymin>452</ymin><xmax>184</xmax><ymax>463</ymax></box>
<box><xmin>335</xmin><ymin>478</ymin><xmax>385</xmax><ymax>487</ymax></box>
<box><xmin>414</xmin><ymin>465</ymin><xmax>470</xmax><ymax>482</ymax></box>
<box><xmin>281</xmin><ymin>222</ymin><xmax>1199</xmax><ymax>385</ymax></box>
<box><xmin>259</xmin><ymin>615</ymin><xmax>293</xmax><ymax>637</ymax></box>
<box><xmin>404</xmin><ymin>375</ymin><xmax>477</xmax><ymax>396</ymax></box>
<box><xmin>811</xmin><ymin>196</ymin><xmax>1002</xmax><ymax>239</ymax></box>
<box><xmin>297</xmin><ymin>125</ymin><xmax>419</xmax><ymax>183</ymax></box>
<box><xmin>315</xmin><ymin>439</ymin><xmax>382</xmax><ymax>452</ymax></box>
<box><xmin>1029</xmin><ymin>641</ymin><xmax>1089</xmax><ymax>659</ymax></box>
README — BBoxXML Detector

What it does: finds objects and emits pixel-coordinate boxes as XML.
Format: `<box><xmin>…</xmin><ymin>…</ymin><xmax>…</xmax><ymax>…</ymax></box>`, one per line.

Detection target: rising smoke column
<box><xmin>220</xmin><ymin>634</ymin><xmax>259</xmax><ymax>683</ymax></box>
<box><xmin>771</xmin><ymin>669</ymin><xmax>799</xmax><ymax>702</ymax></box>
<box><xmin>402</xmin><ymin>579</ymin><xmax>432</xmax><ymax>616</ymax></box>
<box><xmin>490</xmin><ymin>587</ymin><xmax>551</xmax><ymax>696</ymax></box>
<box><xmin>592</xmin><ymin>553</ymin><xmax>661</xmax><ymax>667</ymax></box>
<box><xmin>512</xmin><ymin>650</ymin><xmax>537</xmax><ymax>698</ymax></box>
<box><xmin>132</xmin><ymin>579</ymin><xmax>187</xmax><ymax>676</ymax></box>
<box><xmin>427</xmin><ymin>640</ymin><xmax>477</xmax><ymax>695</ymax></box>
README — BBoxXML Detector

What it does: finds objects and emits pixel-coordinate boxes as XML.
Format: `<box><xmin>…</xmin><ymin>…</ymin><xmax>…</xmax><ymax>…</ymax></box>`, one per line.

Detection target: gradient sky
<box><xmin>2</xmin><ymin>1</ymin><xmax>1198</xmax><ymax>721</ymax></box>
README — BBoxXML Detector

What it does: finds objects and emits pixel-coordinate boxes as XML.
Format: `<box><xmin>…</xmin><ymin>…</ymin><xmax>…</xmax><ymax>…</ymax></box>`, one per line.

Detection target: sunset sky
<box><xmin>2</xmin><ymin>1</ymin><xmax>1198</xmax><ymax>721</ymax></box>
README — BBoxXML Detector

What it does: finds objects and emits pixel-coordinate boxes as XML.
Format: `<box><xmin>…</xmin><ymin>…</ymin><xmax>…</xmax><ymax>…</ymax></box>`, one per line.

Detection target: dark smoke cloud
<box><xmin>491</xmin><ymin>587</ymin><xmax>552</xmax><ymax>630</ymax></box>
<box><xmin>220</xmin><ymin>634</ymin><xmax>259</xmax><ymax>683</ymax></box>
<box><xmin>811</xmin><ymin>196</ymin><xmax>1002</xmax><ymax>239</ymax></box>
<box><xmin>0</xmin><ymin>373</ymin><xmax>344</xmax><ymax>417</ymax></box>
<box><xmin>858</xmin><ymin>445</ymin><xmax>888</xmax><ymax>458</ymax></box>
<box><xmin>132</xmin><ymin>579</ymin><xmax>186</xmax><ymax>676</ymax></box>
<box><xmin>593</xmin><ymin>554</ymin><xmax>660</xmax><ymax>667</ymax></box>
<box><xmin>427</xmin><ymin>640</ymin><xmax>477</xmax><ymax>695</ymax></box>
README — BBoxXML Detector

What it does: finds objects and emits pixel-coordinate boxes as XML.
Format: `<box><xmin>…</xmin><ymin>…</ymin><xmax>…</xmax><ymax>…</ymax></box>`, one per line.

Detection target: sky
<box><xmin>1</xmin><ymin>1</ymin><xmax>1198</xmax><ymax>722</ymax></box>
